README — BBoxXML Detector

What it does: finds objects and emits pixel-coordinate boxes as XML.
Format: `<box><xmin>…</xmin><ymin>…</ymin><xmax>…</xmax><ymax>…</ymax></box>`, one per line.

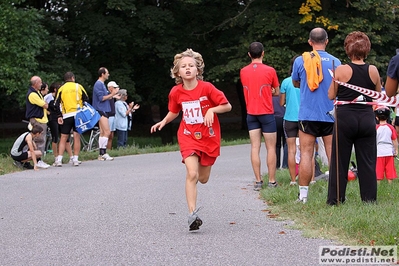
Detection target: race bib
<box><xmin>182</xmin><ymin>100</ymin><xmax>204</xmax><ymax>125</ymax></box>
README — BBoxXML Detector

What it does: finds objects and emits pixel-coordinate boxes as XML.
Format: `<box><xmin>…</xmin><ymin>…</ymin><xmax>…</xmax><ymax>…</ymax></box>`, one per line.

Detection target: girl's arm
<box><xmin>150</xmin><ymin>111</ymin><xmax>179</xmax><ymax>133</ymax></box>
<box><xmin>203</xmin><ymin>103</ymin><xmax>232</xmax><ymax>127</ymax></box>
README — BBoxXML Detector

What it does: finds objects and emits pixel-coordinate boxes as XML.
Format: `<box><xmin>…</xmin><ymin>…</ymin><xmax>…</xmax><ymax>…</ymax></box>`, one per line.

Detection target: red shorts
<box><xmin>376</xmin><ymin>156</ymin><xmax>397</xmax><ymax>180</ymax></box>
<box><xmin>181</xmin><ymin>150</ymin><xmax>217</xmax><ymax>166</ymax></box>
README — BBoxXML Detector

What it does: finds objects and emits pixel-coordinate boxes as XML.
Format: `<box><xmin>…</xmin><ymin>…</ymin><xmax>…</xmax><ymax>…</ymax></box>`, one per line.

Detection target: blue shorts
<box><xmin>246</xmin><ymin>114</ymin><xmax>276</xmax><ymax>133</ymax></box>
<box><xmin>108</xmin><ymin>116</ymin><xmax>115</xmax><ymax>132</ymax></box>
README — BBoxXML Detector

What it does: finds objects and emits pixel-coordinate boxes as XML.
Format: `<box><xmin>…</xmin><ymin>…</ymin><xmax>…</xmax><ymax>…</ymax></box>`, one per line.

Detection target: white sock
<box><xmin>299</xmin><ymin>186</ymin><xmax>309</xmax><ymax>199</ymax></box>
<box><xmin>99</xmin><ymin>137</ymin><xmax>108</xmax><ymax>149</ymax></box>
<box><xmin>73</xmin><ymin>155</ymin><xmax>79</xmax><ymax>161</ymax></box>
<box><xmin>57</xmin><ymin>155</ymin><xmax>63</xmax><ymax>162</ymax></box>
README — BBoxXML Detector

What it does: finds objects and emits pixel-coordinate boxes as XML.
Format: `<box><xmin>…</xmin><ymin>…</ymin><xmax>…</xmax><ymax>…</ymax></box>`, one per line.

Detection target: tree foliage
<box><xmin>1</xmin><ymin>0</ymin><xmax>399</xmax><ymax>130</ymax></box>
<box><xmin>0</xmin><ymin>0</ymin><xmax>49</xmax><ymax>112</ymax></box>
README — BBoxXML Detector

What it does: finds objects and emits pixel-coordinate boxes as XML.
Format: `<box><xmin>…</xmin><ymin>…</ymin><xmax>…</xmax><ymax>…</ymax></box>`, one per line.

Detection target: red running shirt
<box><xmin>168</xmin><ymin>80</ymin><xmax>229</xmax><ymax>158</ymax></box>
<box><xmin>240</xmin><ymin>63</ymin><xmax>279</xmax><ymax>115</ymax></box>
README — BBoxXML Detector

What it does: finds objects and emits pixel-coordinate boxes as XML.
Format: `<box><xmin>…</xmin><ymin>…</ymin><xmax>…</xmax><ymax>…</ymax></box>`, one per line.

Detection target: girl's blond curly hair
<box><xmin>170</xmin><ymin>48</ymin><xmax>204</xmax><ymax>84</ymax></box>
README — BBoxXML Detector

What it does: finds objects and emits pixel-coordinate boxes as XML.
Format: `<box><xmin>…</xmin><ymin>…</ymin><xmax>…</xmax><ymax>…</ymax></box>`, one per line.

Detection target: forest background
<box><xmin>1</xmin><ymin>0</ymin><xmax>399</xmax><ymax>144</ymax></box>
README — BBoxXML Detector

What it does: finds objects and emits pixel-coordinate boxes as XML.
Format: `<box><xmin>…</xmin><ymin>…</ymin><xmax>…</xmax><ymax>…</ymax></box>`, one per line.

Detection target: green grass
<box><xmin>261</xmin><ymin>167</ymin><xmax>399</xmax><ymax>246</ymax></box>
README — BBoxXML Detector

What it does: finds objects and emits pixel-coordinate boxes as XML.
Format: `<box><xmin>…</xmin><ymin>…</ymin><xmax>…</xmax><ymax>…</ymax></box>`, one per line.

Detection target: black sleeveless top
<box><xmin>337</xmin><ymin>63</ymin><xmax>375</xmax><ymax>104</ymax></box>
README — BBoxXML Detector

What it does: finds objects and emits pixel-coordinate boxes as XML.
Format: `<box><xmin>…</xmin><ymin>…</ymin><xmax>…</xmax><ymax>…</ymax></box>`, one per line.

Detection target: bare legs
<box><xmin>248</xmin><ymin>129</ymin><xmax>277</xmax><ymax>183</ymax></box>
<box><xmin>286</xmin><ymin>137</ymin><xmax>297</xmax><ymax>183</ymax></box>
<box><xmin>184</xmin><ymin>155</ymin><xmax>211</xmax><ymax>213</ymax></box>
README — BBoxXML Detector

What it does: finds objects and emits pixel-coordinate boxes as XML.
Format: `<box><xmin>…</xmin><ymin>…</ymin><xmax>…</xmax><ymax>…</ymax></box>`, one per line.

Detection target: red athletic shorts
<box><xmin>376</xmin><ymin>156</ymin><xmax>397</xmax><ymax>180</ymax></box>
<box><xmin>181</xmin><ymin>150</ymin><xmax>217</xmax><ymax>166</ymax></box>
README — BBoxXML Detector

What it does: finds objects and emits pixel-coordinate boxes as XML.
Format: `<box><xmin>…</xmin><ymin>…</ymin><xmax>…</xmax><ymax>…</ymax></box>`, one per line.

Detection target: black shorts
<box><xmin>48</xmin><ymin>120</ymin><xmax>59</xmax><ymax>143</ymax></box>
<box><xmin>246</xmin><ymin>114</ymin><xmax>276</xmax><ymax>133</ymax></box>
<box><xmin>11</xmin><ymin>152</ymin><xmax>28</xmax><ymax>162</ymax></box>
<box><xmin>298</xmin><ymin>120</ymin><xmax>333</xmax><ymax>137</ymax></box>
<box><xmin>60</xmin><ymin>117</ymin><xmax>77</xmax><ymax>134</ymax></box>
<box><xmin>283</xmin><ymin>120</ymin><xmax>299</xmax><ymax>138</ymax></box>
<box><xmin>98</xmin><ymin>111</ymin><xmax>109</xmax><ymax>118</ymax></box>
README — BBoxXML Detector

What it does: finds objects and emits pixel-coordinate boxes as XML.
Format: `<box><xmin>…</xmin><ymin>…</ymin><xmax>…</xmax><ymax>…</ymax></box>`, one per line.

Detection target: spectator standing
<box><xmin>240</xmin><ymin>42</ymin><xmax>280</xmax><ymax>191</ymax></box>
<box><xmin>280</xmin><ymin>55</ymin><xmax>301</xmax><ymax>185</ymax></box>
<box><xmin>292</xmin><ymin>28</ymin><xmax>341</xmax><ymax>203</ymax></box>
<box><xmin>115</xmin><ymin>89</ymin><xmax>140</xmax><ymax>148</ymax></box>
<box><xmin>151</xmin><ymin>49</ymin><xmax>231</xmax><ymax>231</ymax></box>
<box><xmin>25</xmin><ymin>75</ymin><xmax>50</xmax><ymax>169</ymax></box>
<box><xmin>11</xmin><ymin>125</ymin><xmax>44</xmax><ymax>170</ymax></box>
<box><xmin>327</xmin><ymin>31</ymin><xmax>380</xmax><ymax>205</ymax></box>
<box><xmin>375</xmin><ymin>106</ymin><xmax>397</xmax><ymax>184</ymax></box>
<box><xmin>385</xmin><ymin>50</ymin><xmax>399</xmax><ymax>97</ymax></box>
<box><xmin>272</xmin><ymin>94</ymin><xmax>287</xmax><ymax>169</ymax></box>
<box><xmin>53</xmin><ymin>72</ymin><xmax>89</xmax><ymax>167</ymax></box>
<box><xmin>40</xmin><ymin>82</ymin><xmax>49</xmax><ymax>97</ymax></box>
<box><xmin>106</xmin><ymin>81</ymin><xmax>119</xmax><ymax>150</ymax></box>
<box><xmin>92</xmin><ymin>67</ymin><xmax>119</xmax><ymax>161</ymax></box>
<box><xmin>44</xmin><ymin>82</ymin><xmax>75</xmax><ymax>165</ymax></box>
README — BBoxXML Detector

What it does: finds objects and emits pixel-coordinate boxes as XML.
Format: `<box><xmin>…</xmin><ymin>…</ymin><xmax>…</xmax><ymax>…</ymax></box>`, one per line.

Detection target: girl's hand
<box><xmin>203</xmin><ymin>109</ymin><xmax>214</xmax><ymax>127</ymax></box>
<box><xmin>151</xmin><ymin>121</ymin><xmax>166</xmax><ymax>133</ymax></box>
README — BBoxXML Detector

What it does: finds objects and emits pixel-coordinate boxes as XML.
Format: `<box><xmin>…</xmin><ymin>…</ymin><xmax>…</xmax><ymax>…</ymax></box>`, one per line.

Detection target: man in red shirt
<box><xmin>240</xmin><ymin>42</ymin><xmax>280</xmax><ymax>191</ymax></box>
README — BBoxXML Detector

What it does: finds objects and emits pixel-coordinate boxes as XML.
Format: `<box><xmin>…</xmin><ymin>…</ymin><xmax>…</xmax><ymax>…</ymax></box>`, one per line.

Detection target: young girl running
<box><xmin>150</xmin><ymin>49</ymin><xmax>232</xmax><ymax>231</ymax></box>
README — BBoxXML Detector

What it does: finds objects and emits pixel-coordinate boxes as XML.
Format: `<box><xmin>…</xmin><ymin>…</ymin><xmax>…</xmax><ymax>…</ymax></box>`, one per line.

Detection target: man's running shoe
<box><xmin>36</xmin><ymin>160</ymin><xmax>50</xmax><ymax>169</ymax></box>
<box><xmin>268</xmin><ymin>181</ymin><xmax>278</xmax><ymax>188</ymax></box>
<box><xmin>188</xmin><ymin>207</ymin><xmax>203</xmax><ymax>231</ymax></box>
<box><xmin>98</xmin><ymin>153</ymin><xmax>114</xmax><ymax>161</ymax></box>
<box><xmin>53</xmin><ymin>160</ymin><xmax>62</xmax><ymax>167</ymax></box>
<box><xmin>295</xmin><ymin>196</ymin><xmax>308</xmax><ymax>204</ymax></box>
<box><xmin>69</xmin><ymin>158</ymin><xmax>82</xmax><ymax>165</ymax></box>
<box><xmin>254</xmin><ymin>181</ymin><xmax>263</xmax><ymax>191</ymax></box>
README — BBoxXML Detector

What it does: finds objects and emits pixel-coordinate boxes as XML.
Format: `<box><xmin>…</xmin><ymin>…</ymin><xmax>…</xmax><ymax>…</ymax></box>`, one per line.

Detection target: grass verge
<box><xmin>261</xmin><ymin>167</ymin><xmax>399</xmax><ymax>247</ymax></box>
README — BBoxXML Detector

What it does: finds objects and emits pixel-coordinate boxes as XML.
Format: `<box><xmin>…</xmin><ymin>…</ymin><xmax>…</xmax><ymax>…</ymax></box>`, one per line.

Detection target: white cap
<box><xmin>107</xmin><ymin>81</ymin><xmax>119</xmax><ymax>88</ymax></box>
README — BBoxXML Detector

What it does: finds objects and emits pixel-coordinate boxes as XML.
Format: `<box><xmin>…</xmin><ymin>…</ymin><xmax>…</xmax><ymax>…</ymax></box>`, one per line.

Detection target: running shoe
<box><xmin>36</xmin><ymin>160</ymin><xmax>50</xmax><ymax>169</ymax></box>
<box><xmin>295</xmin><ymin>196</ymin><xmax>308</xmax><ymax>204</ymax></box>
<box><xmin>268</xmin><ymin>181</ymin><xmax>278</xmax><ymax>188</ymax></box>
<box><xmin>53</xmin><ymin>160</ymin><xmax>62</xmax><ymax>167</ymax></box>
<box><xmin>254</xmin><ymin>181</ymin><xmax>263</xmax><ymax>191</ymax></box>
<box><xmin>188</xmin><ymin>207</ymin><xmax>203</xmax><ymax>231</ymax></box>
<box><xmin>98</xmin><ymin>153</ymin><xmax>114</xmax><ymax>161</ymax></box>
<box><xmin>13</xmin><ymin>160</ymin><xmax>23</xmax><ymax>169</ymax></box>
<box><xmin>69</xmin><ymin>158</ymin><xmax>82</xmax><ymax>165</ymax></box>
<box><xmin>23</xmin><ymin>162</ymin><xmax>34</xmax><ymax>170</ymax></box>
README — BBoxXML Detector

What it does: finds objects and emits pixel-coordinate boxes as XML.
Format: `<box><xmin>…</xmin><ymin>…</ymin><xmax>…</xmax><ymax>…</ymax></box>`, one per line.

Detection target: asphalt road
<box><xmin>0</xmin><ymin>144</ymin><xmax>336</xmax><ymax>266</ymax></box>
